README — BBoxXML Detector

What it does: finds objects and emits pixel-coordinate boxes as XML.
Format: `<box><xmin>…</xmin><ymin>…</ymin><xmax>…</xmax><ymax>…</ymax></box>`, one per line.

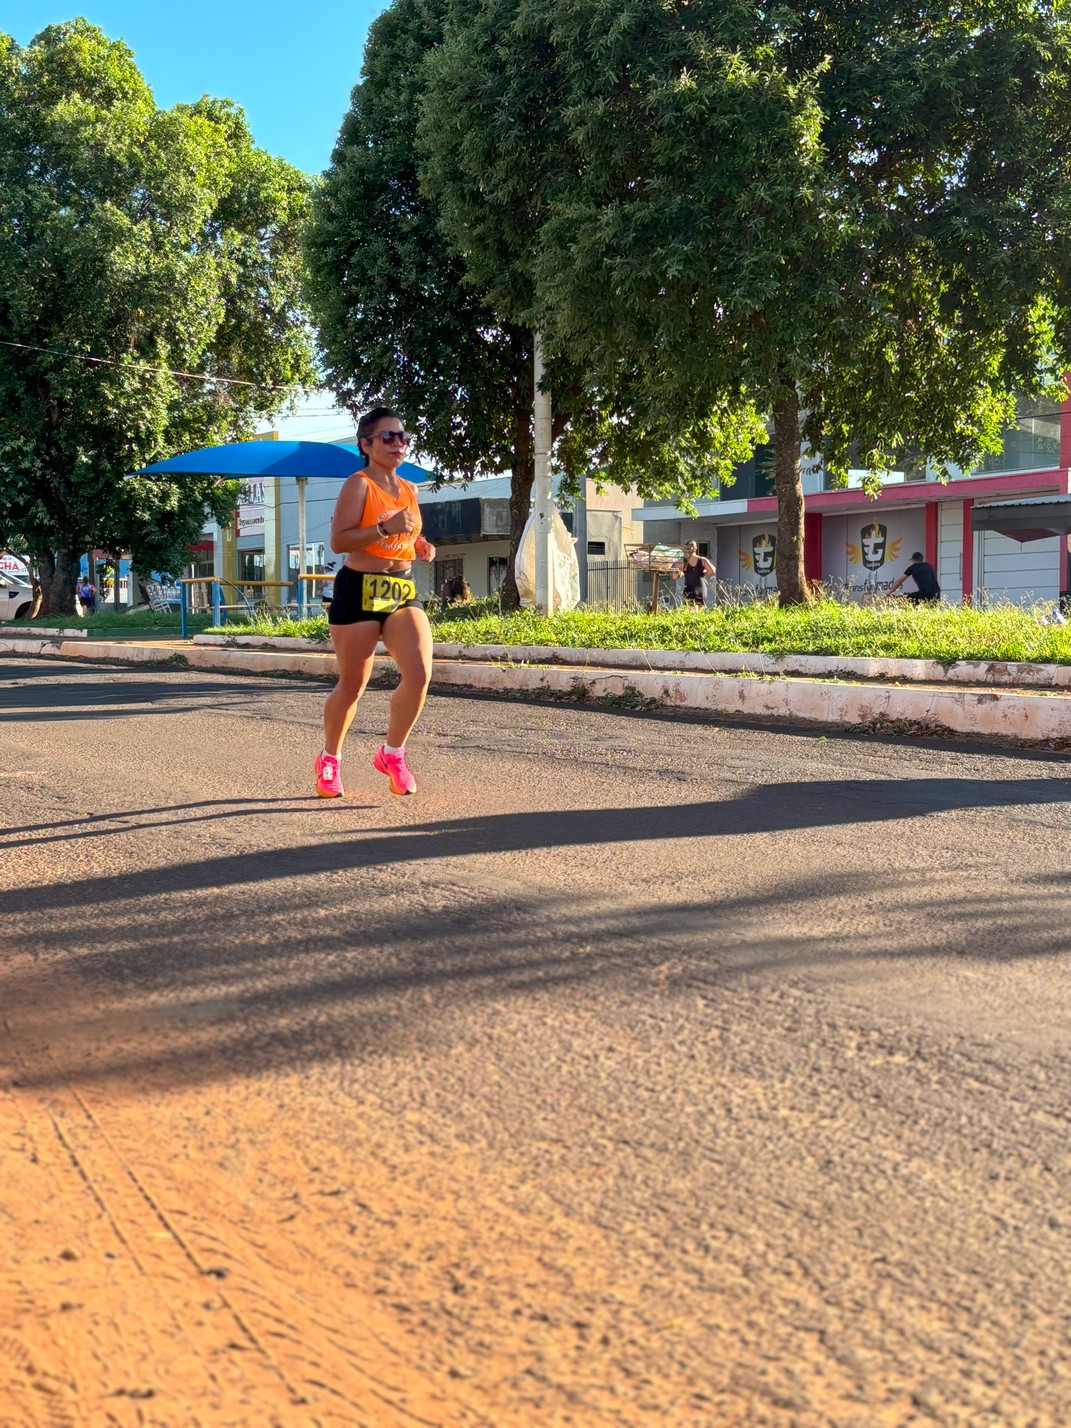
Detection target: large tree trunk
<box><xmin>35</xmin><ymin>547</ymin><xmax>80</xmax><ymax>617</ymax></box>
<box><xmin>771</xmin><ymin>380</ymin><xmax>811</xmax><ymax>607</ymax></box>
<box><xmin>501</xmin><ymin>398</ymin><xmax>535</xmax><ymax>610</ymax></box>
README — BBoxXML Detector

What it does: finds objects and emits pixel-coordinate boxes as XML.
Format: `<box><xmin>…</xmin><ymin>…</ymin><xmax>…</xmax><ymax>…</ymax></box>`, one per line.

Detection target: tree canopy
<box><xmin>308</xmin><ymin>0</ymin><xmax>762</xmax><ymax>604</ymax></box>
<box><xmin>305</xmin><ymin>0</ymin><xmax>539</xmax><ymax>602</ymax></box>
<box><xmin>0</xmin><ymin>20</ymin><xmax>315</xmax><ymax>612</ymax></box>
<box><xmin>417</xmin><ymin>0</ymin><xmax>1071</xmax><ymax>602</ymax></box>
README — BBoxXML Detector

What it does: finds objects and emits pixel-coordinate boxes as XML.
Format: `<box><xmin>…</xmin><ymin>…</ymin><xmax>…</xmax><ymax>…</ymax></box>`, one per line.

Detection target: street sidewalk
<box><xmin>3</xmin><ymin>629</ymin><xmax>1071</xmax><ymax>744</ymax></box>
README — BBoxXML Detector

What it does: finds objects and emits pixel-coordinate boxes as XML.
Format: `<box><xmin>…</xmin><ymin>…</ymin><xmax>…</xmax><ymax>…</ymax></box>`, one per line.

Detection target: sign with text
<box><xmin>0</xmin><ymin>552</ymin><xmax>30</xmax><ymax>581</ymax></box>
<box><xmin>822</xmin><ymin>510</ymin><xmax>923</xmax><ymax>597</ymax></box>
<box><xmin>237</xmin><ymin>479</ymin><xmax>265</xmax><ymax>538</ymax></box>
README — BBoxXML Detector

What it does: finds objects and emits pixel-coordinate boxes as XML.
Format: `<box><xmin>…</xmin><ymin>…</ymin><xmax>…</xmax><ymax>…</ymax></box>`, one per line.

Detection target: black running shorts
<box><xmin>327</xmin><ymin>566</ymin><xmax>423</xmax><ymax>626</ymax></box>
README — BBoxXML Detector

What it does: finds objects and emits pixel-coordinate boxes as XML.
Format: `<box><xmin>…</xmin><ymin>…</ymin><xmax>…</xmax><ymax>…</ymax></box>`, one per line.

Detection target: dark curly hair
<box><xmin>356</xmin><ymin>406</ymin><xmax>404</xmax><ymax>466</ymax></box>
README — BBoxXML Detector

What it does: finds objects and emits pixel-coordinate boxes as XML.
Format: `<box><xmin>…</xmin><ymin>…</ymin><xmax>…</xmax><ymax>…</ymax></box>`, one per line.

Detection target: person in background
<box><xmin>673</xmin><ymin>541</ymin><xmax>716</xmax><ymax>607</ymax></box>
<box><xmin>443</xmin><ymin>574</ymin><xmax>472</xmax><ymax>606</ymax></box>
<box><xmin>76</xmin><ymin>576</ymin><xmax>95</xmax><ymax>615</ymax></box>
<box><xmin>888</xmin><ymin>552</ymin><xmax>941</xmax><ymax>603</ymax></box>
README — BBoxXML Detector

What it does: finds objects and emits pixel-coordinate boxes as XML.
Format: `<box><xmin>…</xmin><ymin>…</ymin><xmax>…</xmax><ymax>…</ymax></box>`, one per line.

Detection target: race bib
<box><xmin>362</xmin><ymin>573</ymin><xmax>416</xmax><ymax>613</ymax></box>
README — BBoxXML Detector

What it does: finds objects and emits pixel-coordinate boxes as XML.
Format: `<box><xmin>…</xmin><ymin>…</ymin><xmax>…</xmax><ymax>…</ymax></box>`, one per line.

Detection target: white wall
<box><xmin>465</xmin><ymin>541</ymin><xmax>511</xmax><ymax>597</ymax></box>
<box><xmin>977</xmin><ymin>530</ymin><xmax>1060</xmax><ymax>606</ymax></box>
<box><xmin>937</xmin><ymin>502</ymin><xmax>962</xmax><ymax>604</ymax></box>
<box><xmin>587</xmin><ymin>509</ymin><xmax>623</xmax><ymax>561</ymax></box>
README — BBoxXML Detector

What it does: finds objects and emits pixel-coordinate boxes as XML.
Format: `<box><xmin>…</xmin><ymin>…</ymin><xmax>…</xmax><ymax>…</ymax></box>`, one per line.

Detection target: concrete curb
<box><xmin>0</xmin><ymin>625</ymin><xmax>88</xmax><ymax>639</ymax></box>
<box><xmin>16</xmin><ymin>636</ymin><xmax>1069</xmax><ymax>743</ymax></box>
<box><xmin>191</xmin><ymin>633</ymin><xmax>1071</xmax><ymax>691</ymax></box>
<box><xmin>431</xmin><ymin>662</ymin><xmax>1071</xmax><ymax>742</ymax></box>
<box><xmin>0</xmin><ymin>637</ymin><xmax>68</xmax><ymax>656</ymax></box>
<box><xmin>431</xmin><ymin>642</ymin><xmax>1071</xmax><ymax>690</ymax></box>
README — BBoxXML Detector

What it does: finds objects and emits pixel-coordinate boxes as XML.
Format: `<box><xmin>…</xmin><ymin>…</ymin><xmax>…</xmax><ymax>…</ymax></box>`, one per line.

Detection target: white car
<box><xmin>0</xmin><ymin>570</ymin><xmax>34</xmax><ymax>621</ymax></box>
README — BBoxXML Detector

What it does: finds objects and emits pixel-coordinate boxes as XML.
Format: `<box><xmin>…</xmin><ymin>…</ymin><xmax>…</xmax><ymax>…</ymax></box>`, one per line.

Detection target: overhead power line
<box><xmin>0</xmin><ymin>337</ymin><xmax>305</xmax><ymax>394</ymax></box>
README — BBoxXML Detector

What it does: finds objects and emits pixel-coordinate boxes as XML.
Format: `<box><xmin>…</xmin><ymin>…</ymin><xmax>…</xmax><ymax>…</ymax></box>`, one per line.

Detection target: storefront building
<box><xmin>220</xmin><ymin>470</ymin><xmax>643</xmax><ymax>606</ymax></box>
<box><xmin>635</xmin><ymin>399</ymin><xmax>1071</xmax><ymax>605</ymax></box>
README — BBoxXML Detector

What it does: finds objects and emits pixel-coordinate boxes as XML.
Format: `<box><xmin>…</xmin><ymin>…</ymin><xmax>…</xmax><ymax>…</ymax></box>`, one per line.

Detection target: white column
<box><xmin>533</xmin><ymin>333</ymin><xmax>554</xmax><ymax>614</ymax></box>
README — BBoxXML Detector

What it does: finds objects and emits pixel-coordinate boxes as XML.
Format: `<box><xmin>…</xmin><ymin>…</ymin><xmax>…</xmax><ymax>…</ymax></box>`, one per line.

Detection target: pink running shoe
<box><xmin>315</xmin><ymin>750</ymin><xmax>345</xmax><ymax>798</ymax></box>
<box><xmin>372</xmin><ymin>745</ymin><xmax>416</xmax><ymax>795</ymax></box>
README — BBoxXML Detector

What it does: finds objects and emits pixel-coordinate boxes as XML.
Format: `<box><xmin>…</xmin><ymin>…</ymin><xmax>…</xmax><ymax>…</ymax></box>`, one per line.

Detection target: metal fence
<box><xmin>585</xmin><ymin>562</ymin><xmax>683</xmax><ymax>612</ymax></box>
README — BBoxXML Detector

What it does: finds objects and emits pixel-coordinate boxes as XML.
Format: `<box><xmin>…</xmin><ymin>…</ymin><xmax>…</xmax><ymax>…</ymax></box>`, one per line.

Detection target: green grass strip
<box><xmin>219</xmin><ymin>597</ymin><xmax>1071</xmax><ymax>667</ymax></box>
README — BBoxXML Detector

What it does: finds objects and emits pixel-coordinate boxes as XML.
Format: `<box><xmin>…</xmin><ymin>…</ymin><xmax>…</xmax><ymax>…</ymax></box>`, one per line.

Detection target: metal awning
<box><xmin>971</xmin><ymin>496</ymin><xmax>1071</xmax><ymax>542</ymax></box>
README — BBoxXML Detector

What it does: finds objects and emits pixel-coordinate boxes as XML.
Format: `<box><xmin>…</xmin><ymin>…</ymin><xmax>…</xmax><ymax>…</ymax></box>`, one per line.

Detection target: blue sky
<box><xmin>6</xmin><ymin>2</ymin><xmax>387</xmax><ymax>175</ymax></box>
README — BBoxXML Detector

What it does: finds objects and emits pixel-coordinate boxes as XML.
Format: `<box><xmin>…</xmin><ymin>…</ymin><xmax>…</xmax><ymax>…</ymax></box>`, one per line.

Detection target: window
<box><xmin>697</xmin><ymin>542</ymin><xmax>710</xmax><ymax>558</ymax></box>
<box><xmin>433</xmin><ymin>557</ymin><xmax>465</xmax><ymax>599</ymax></box>
<box><xmin>488</xmin><ymin>556</ymin><xmax>509</xmax><ymax>593</ymax></box>
<box><xmin>587</xmin><ymin>540</ymin><xmax>607</xmax><ymax>556</ymax></box>
<box><xmin>239</xmin><ymin>551</ymin><xmax>264</xmax><ymax>584</ymax></box>
<box><xmin>286</xmin><ymin>543</ymin><xmax>325</xmax><ymax>602</ymax></box>
<box><xmin>287</xmin><ymin>543</ymin><xmax>325</xmax><ymax>574</ymax></box>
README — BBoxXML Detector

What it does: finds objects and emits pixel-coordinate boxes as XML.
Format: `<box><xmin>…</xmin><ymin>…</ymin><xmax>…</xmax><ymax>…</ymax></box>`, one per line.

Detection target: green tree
<box><xmin>0</xmin><ymin>21</ymin><xmax>315</xmax><ymax>613</ymax></box>
<box><xmin>306</xmin><ymin>0</ymin><xmax>538</xmax><ymax>606</ymax></box>
<box><xmin>419</xmin><ymin>0</ymin><xmax>1071</xmax><ymax>603</ymax></box>
<box><xmin>308</xmin><ymin>0</ymin><xmax>761</xmax><ymax>606</ymax></box>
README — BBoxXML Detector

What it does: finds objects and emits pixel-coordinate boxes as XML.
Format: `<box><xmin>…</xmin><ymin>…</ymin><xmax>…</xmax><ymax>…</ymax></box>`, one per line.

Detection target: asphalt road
<box><xmin>2</xmin><ymin>656</ymin><xmax>1071</xmax><ymax>1427</ymax></box>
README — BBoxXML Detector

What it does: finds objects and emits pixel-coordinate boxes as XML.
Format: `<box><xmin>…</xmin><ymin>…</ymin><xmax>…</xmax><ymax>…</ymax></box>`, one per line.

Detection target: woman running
<box><xmin>315</xmin><ymin>407</ymin><xmax>437</xmax><ymax>798</ymax></box>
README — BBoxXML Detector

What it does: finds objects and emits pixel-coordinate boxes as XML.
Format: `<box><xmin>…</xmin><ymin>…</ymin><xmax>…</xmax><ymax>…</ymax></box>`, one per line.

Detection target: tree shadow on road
<box><xmin>6</xmin><ymin>868</ymin><xmax>1071</xmax><ymax>1096</ymax></box>
<box><xmin>1</xmin><ymin>798</ymin><xmax>362</xmax><ymax>849</ymax></box>
<box><xmin>0</xmin><ymin>672</ymin><xmax>289</xmax><ymax>723</ymax></box>
<box><xmin>3</xmin><ymin>774</ymin><xmax>1070</xmax><ymax>915</ymax></box>
<box><xmin>4</xmin><ymin>770</ymin><xmax>1071</xmax><ymax>1095</ymax></box>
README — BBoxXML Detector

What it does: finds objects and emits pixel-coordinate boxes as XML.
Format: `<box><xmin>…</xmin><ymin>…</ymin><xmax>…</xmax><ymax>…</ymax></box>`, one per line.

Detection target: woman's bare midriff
<box><xmin>343</xmin><ymin>556</ymin><xmax>414</xmax><ymax>575</ymax></box>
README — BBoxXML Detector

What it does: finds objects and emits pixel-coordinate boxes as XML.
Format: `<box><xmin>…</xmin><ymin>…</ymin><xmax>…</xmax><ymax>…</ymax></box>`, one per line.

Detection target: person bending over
<box><xmin>888</xmin><ymin>553</ymin><xmax>941</xmax><ymax>603</ymax></box>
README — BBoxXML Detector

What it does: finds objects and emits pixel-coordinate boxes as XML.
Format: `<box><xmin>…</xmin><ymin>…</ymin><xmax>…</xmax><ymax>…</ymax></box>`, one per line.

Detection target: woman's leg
<box><xmin>323</xmin><ymin>620</ymin><xmax>382</xmax><ymax>755</ymax></box>
<box><xmin>380</xmin><ymin>604</ymin><xmax>434</xmax><ymax>748</ymax></box>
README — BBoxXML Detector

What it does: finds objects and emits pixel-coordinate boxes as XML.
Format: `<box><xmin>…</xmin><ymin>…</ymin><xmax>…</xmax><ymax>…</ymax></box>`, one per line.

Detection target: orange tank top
<box><xmin>358</xmin><ymin>474</ymin><xmax>422</xmax><ymax>562</ymax></box>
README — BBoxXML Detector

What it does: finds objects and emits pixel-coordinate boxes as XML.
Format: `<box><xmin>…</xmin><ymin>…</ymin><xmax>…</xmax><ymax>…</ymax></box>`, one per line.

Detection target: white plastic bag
<box><xmin>514</xmin><ymin>509</ymin><xmax>581</xmax><ymax>611</ymax></box>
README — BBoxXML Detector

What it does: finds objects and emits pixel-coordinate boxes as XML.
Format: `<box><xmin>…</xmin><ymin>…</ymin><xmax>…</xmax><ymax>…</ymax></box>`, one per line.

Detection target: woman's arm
<box><xmin>701</xmin><ymin>558</ymin><xmax>715</xmax><ymax>577</ymax></box>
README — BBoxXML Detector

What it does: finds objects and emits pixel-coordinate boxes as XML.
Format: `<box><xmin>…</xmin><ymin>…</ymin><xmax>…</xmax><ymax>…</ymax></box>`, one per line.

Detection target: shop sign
<box><xmin>0</xmin><ymin>552</ymin><xmax>30</xmax><ymax>581</ymax></box>
<box><xmin>237</xmin><ymin>479</ymin><xmax>265</xmax><ymax>537</ymax></box>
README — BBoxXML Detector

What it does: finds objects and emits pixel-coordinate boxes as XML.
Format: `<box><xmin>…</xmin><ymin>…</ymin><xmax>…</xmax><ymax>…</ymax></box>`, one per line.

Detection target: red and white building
<box><xmin>636</xmin><ymin>397</ymin><xmax>1071</xmax><ymax>605</ymax></box>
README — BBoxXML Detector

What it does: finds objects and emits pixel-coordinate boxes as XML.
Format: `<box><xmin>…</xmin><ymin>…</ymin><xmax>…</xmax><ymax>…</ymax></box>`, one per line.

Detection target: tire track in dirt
<box><xmin>0</xmin><ymin>1328</ymin><xmax>78</xmax><ymax>1428</ymax></box>
<box><xmin>1</xmin><ymin>1014</ymin><xmax>452</xmax><ymax>1426</ymax></box>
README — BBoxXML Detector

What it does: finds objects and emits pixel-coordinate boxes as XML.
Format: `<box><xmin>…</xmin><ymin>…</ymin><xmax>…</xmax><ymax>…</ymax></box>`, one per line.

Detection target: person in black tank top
<box><xmin>674</xmin><ymin>542</ymin><xmax>715</xmax><ymax>607</ymax></box>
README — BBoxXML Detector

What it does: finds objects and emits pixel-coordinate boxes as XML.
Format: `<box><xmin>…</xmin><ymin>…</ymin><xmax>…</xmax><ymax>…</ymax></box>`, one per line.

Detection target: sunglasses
<box><xmin>374</xmin><ymin>429</ymin><xmax>410</xmax><ymax>445</ymax></box>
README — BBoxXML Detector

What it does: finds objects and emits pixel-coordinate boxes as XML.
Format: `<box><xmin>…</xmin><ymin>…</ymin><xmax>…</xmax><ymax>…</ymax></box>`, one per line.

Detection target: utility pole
<box><xmin>572</xmin><ymin>484</ymin><xmax>588</xmax><ymax>604</ymax></box>
<box><xmin>533</xmin><ymin>333</ymin><xmax>554</xmax><ymax>615</ymax></box>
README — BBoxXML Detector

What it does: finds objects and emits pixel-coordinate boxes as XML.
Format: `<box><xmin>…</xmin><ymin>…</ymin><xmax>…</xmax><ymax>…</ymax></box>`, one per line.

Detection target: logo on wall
<box><xmin>738</xmin><ymin>533</ymin><xmax>776</xmax><ymax>586</ymax></box>
<box><xmin>845</xmin><ymin>522</ymin><xmax>904</xmax><ymax>591</ymax></box>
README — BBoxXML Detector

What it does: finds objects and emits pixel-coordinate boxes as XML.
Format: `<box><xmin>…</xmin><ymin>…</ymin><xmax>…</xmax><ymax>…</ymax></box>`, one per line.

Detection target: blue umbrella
<box><xmin>132</xmin><ymin>440</ymin><xmax>437</xmax><ymax>609</ymax></box>
<box><xmin>133</xmin><ymin>439</ymin><xmax>434</xmax><ymax>484</ymax></box>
